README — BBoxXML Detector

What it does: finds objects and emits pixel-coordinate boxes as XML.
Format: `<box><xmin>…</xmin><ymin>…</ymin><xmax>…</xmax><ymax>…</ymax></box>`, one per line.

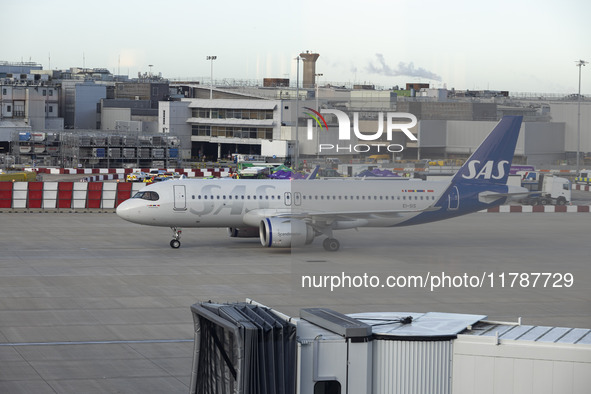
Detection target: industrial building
<box><xmin>1</xmin><ymin>56</ymin><xmax>590</xmax><ymax>170</ymax></box>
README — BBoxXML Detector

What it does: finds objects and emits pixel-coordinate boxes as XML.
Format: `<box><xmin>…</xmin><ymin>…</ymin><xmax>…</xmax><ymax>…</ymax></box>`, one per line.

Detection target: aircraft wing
<box><xmin>242</xmin><ymin>206</ymin><xmax>440</xmax><ymax>227</ymax></box>
<box><xmin>276</xmin><ymin>205</ymin><xmax>440</xmax><ymax>221</ymax></box>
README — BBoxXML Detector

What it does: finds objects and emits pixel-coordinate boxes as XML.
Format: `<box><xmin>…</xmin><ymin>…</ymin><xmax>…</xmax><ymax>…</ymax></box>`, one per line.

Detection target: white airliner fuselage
<box><xmin>116</xmin><ymin>116</ymin><xmax>527</xmax><ymax>251</ymax></box>
<box><xmin>117</xmin><ymin>178</ymin><xmax>446</xmax><ymax>228</ymax></box>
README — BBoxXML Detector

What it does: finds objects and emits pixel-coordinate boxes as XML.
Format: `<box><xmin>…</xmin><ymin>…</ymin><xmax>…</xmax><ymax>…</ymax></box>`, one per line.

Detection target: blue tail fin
<box><xmin>451</xmin><ymin>116</ymin><xmax>522</xmax><ymax>185</ymax></box>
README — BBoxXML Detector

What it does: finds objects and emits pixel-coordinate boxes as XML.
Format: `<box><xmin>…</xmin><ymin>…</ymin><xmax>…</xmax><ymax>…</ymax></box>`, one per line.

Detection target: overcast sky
<box><xmin>3</xmin><ymin>0</ymin><xmax>590</xmax><ymax>94</ymax></box>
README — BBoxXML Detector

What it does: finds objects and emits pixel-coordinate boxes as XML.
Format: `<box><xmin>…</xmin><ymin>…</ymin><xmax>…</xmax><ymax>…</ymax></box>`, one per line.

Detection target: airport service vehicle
<box><xmin>117</xmin><ymin>116</ymin><xmax>527</xmax><ymax>251</ymax></box>
<box><xmin>518</xmin><ymin>172</ymin><xmax>571</xmax><ymax>205</ymax></box>
<box><xmin>126</xmin><ymin>171</ymin><xmax>150</xmax><ymax>182</ymax></box>
<box><xmin>575</xmin><ymin>169</ymin><xmax>590</xmax><ymax>185</ymax></box>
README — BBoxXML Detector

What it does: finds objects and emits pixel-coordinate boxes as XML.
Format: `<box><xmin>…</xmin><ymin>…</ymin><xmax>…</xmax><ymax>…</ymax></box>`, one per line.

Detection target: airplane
<box><xmin>116</xmin><ymin>116</ymin><xmax>527</xmax><ymax>251</ymax></box>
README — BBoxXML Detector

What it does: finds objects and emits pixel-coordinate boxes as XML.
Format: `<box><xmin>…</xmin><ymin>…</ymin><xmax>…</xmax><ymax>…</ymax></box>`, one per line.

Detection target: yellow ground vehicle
<box><xmin>0</xmin><ymin>171</ymin><xmax>36</xmax><ymax>182</ymax></box>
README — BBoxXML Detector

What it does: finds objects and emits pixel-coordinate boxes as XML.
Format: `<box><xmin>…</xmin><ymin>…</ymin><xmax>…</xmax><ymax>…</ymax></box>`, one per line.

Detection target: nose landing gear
<box><xmin>170</xmin><ymin>227</ymin><xmax>182</xmax><ymax>248</ymax></box>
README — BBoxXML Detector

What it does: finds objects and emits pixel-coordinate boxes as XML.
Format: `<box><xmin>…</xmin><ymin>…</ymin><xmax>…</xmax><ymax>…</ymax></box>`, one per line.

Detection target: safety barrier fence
<box><xmin>574</xmin><ymin>184</ymin><xmax>591</xmax><ymax>192</ymax></box>
<box><xmin>0</xmin><ymin>181</ymin><xmax>144</xmax><ymax>211</ymax></box>
<box><xmin>1</xmin><ymin>181</ymin><xmax>590</xmax><ymax>213</ymax></box>
<box><xmin>34</xmin><ymin>167</ymin><xmax>232</xmax><ymax>178</ymax></box>
<box><xmin>485</xmin><ymin>205</ymin><xmax>590</xmax><ymax>213</ymax></box>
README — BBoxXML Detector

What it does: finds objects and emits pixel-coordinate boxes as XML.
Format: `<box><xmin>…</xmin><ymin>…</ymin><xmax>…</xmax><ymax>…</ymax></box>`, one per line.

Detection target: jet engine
<box><xmin>259</xmin><ymin>218</ymin><xmax>315</xmax><ymax>248</ymax></box>
<box><xmin>227</xmin><ymin>227</ymin><xmax>260</xmax><ymax>238</ymax></box>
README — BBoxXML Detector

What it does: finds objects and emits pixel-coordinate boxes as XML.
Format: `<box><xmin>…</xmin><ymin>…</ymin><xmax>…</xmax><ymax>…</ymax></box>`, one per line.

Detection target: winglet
<box><xmin>307</xmin><ymin>165</ymin><xmax>320</xmax><ymax>180</ymax></box>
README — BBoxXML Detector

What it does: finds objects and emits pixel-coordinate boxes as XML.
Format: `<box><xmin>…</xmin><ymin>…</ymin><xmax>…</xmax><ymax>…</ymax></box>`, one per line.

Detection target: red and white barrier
<box><xmin>0</xmin><ymin>181</ymin><xmax>144</xmax><ymax>211</ymax></box>
<box><xmin>574</xmin><ymin>184</ymin><xmax>591</xmax><ymax>192</ymax></box>
<box><xmin>2</xmin><ymin>181</ymin><xmax>590</xmax><ymax>212</ymax></box>
<box><xmin>33</xmin><ymin>167</ymin><xmax>233</xmax><ymax>178</ymax></box>
<box><xmin>484</xmin><ymin>205</ymin><xmax>590</xmax><ymax>213</ymax></box>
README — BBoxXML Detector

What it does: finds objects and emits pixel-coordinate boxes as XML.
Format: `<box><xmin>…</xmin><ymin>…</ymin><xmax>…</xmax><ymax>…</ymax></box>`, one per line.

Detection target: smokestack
<box><xmin>299</xmin><ymin>51</ymin><xmax>319</xmax><ymax>89</ymax></box>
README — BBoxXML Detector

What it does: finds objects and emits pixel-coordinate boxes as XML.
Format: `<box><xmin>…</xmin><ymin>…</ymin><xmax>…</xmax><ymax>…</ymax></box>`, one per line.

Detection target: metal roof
<box><xmin>464</xmin><ymin>322</ymin><xmax>591</xmax><ymax>344</ymax></box>
<box><xmin>349</xmin><ymin>312</ymin><xmax>487</xmax><ymax>339</ymax></box>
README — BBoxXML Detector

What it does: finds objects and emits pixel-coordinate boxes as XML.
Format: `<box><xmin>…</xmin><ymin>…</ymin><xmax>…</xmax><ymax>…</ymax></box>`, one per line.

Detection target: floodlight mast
<box><xmin>576</xmin><ymin>60</ymin><xmax>588</xmax><ymax>174</ymax></box>
<box><xmin>207</xmin><ymin>56</ymin><xmax>217</xmax><ymax>100</ymax></box>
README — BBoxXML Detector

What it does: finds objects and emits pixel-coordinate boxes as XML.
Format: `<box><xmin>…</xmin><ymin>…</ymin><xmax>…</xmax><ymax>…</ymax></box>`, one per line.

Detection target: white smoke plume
<box><xmin>367</xmin><ymin>53</ymin><xmax>442</xmax><ymax>81</ymax></box>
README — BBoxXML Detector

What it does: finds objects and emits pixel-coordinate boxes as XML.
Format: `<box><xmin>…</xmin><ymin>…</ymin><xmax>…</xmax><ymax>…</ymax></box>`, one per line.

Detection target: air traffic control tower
<box><xmin>300</xmin><ymin>51</ymin><xmax>320</xmax><ymax>89</ymax></box>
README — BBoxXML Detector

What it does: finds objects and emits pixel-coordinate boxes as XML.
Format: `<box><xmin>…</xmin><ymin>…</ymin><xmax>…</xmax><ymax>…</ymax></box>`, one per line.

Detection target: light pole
<box><xmin>294</xmin><ymin>56</ymin><xmax>300</xmax><ymax>169</ymax></box>
<box><xmin>207</xmin><ymin>56</ymin><xmax>217</xmax><ymax>99</ymax></box>
<box><xmin>576</xmin><ymin>60</ymin><xmax>588</xmax><ymax>174</ymax></box>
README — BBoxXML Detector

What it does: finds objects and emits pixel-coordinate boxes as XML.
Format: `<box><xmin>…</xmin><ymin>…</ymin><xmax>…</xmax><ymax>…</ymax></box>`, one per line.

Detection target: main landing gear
<box><xmin>322</xmin><ymin>237</ymin><xmax>340</xmax><ymax>252</ymax></box>
<box><xmin>170</xmin><ymin>227</ymin><xmax>182</xmax><ymax>249</ymax></box>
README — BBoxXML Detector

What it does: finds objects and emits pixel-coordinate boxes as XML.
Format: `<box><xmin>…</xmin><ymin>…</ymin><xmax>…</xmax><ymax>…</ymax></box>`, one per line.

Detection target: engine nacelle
<box><xmin>227</xmin><ymin>227</ymin><xmax>260</xmax><ymax>238</ymax></box>
<box><xmin>259</xmin><ymin>218</ymin><xmax>315</xmax><ymax>248</ymax></box>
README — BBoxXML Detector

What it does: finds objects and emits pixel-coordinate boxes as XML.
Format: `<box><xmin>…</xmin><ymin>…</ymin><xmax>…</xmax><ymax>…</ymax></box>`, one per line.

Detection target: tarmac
<box><xmin>0</xmin><ymin>211</ymin><xmax>589</xmax><ymax>393</ymax></box>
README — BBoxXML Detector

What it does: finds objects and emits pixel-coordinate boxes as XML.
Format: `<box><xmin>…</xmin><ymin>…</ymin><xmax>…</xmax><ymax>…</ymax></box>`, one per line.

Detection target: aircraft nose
<box><xmin>116</xmin><ymin>199</ymin><xmax>136</xmax><ymax>222</ymax></box>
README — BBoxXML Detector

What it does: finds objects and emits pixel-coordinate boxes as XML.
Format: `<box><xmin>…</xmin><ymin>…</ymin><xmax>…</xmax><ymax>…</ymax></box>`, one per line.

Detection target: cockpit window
<box><xmin>132</xmin><ymin>191</ymin><xmax>160</xmax><ymax>201</ymax></box>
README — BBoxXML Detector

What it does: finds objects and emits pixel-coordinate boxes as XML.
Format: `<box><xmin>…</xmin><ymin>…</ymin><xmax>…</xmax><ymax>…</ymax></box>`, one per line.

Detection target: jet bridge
<box><xmin>190</xmin><ymin>301</ymin><xmax>591</xmax><ymax>394</ymax></box>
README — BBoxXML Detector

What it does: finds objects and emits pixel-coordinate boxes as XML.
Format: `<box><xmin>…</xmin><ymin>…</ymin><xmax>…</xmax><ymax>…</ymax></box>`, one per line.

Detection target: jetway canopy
<box><xmin>189</xmin><ymin>302</ymin><xmax>297</xmax><ymax>394</ymax></box>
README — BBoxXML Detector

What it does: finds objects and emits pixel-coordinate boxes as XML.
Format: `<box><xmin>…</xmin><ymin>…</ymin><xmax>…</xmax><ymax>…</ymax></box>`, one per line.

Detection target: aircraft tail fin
<box><xmin>451</xmin><ymin>116</ymin><xmax>522</xmax><ymax>185</ymax></box>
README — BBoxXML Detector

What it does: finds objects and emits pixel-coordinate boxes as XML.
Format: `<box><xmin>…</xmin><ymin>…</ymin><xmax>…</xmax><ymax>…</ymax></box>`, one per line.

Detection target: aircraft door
<box><xmin>448</xmin><ymin>186</ymin><xmax>459</xmax><ymax>210</ymax></box>
<box><xmin>173</xmin><ymin>185</ymin><xmax>187</xmax><ymax>211</ymax></box>
<box><xmin>294</xmin><ymin>192</ymin><xmax>301</xmax><ymax>206</ymax></box>
<box><xmin>284</xmin><ymin>192</ymin><xmax>292</xmax><ymax>206</ymax></box>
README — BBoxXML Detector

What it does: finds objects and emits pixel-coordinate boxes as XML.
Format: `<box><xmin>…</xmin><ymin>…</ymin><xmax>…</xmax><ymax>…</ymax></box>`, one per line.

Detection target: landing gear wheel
<box><xmin>323</xmin><ymin>238</ymin><xmax>340</xmax><ymax>252</ymax></box>
<box><xmin>170</xmin><ymin>227</ymin><xmax>182</xmax><ymax>248</ymax></box>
